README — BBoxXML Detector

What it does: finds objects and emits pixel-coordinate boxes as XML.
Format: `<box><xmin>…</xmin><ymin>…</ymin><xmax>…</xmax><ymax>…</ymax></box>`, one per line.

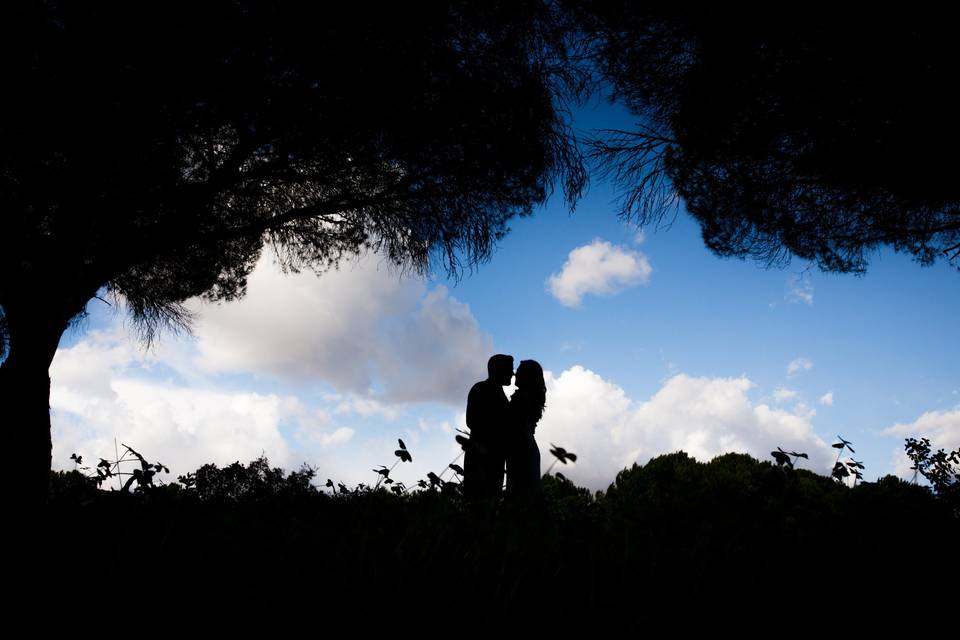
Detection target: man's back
<box><xmin>464</xmin><ymin>378</ymin><xmax>509</xmax><ymax>500</ymax></box>
<box><xmin>467</xmin><ymin>379</ymin><xmax>508</xmax><ymax>446</ymax></box>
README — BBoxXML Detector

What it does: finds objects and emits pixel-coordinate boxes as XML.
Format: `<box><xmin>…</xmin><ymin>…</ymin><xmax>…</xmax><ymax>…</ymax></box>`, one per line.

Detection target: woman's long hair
<box><xmin>514</xmin><ymin>359</ymin><xmax>546</xmax><ymax>426</ymax></box>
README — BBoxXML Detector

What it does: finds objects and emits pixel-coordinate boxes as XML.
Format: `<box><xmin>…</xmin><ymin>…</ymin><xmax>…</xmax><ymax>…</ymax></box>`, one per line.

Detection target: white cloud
<box><xmin>188</xmin><ymin>250</ymin><xmax>490</xmax><ymax>405</ymax></box>
<box><xmin>535</xmin><ymin>367</ymin><xmax>834</xmax><ymax>489</ymax></box>
<box><xmin>883</xmin><ymin>408</ymin><xmax>960</xmax><ymax>479</ymax></box>
<box><xmin>546</xmin><ymin>239</ymin><xmax>652</xmax><ymax>307</ymax></box>
<box><xmin>786</xmin><ymin>274</ymin><xmax>814</xmax><ymax>305</ymax></box>
<box><xmin>819</xmin><ymin>392</ymin><xmax>834</xmax><ymax>406</ymax></box>
<box><xmin>51</xmin><ymin>333</ymin><xmax>302</xmax><ymax>479</ymax></box>
<box><xmin>312</xmin><ymin>427</ymin><xmax>356</xmax><ymax>447</ymax></box>
<box><xmin>49</xmin><ymin>332</ymin><xmax>444</xmax><ymax>490</ymax></box>
<box><xmin>332</xmin><ymin>395</ymin><xmax>399</xmax><ymax>420</ymax></box>
<box><xmin>787</xmin><ymin>357</ymin><xmax>814</xmax><ymax>376</ymax></box>
<box><xmin>773</xmin><ymin>387</ymin><xmax>799</xmax><ymax>403</ymax></box>
<box><xmin>375</xmin><ymin>286</ymin><xmax>492</xmax><ymax>404</ymax></box>
<box><xmin>634</xmin><ymin>230</ymin><xmax>646</xmax><ymax>244</ymax></box>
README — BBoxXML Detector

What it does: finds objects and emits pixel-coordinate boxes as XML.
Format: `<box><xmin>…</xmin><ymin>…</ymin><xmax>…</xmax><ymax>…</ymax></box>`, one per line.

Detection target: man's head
<box><xmin>487</xmin><ymin>354</ymin><xmax>514</xmax><ymax>386</ymax></box>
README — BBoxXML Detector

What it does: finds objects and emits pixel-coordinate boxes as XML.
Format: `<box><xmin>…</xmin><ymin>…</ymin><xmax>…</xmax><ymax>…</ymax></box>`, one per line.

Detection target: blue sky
<box><xmin>50</xmin><ymin>102</ymin><xmax>959</xmax><ymax>491</ymax></box>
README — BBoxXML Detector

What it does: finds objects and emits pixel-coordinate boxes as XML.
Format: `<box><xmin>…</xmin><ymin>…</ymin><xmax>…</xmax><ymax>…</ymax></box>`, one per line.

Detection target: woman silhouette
<box><xmin>505</xmin><ymin>359</ymin><xmax>546</xmax><ymax>498</ymax></box>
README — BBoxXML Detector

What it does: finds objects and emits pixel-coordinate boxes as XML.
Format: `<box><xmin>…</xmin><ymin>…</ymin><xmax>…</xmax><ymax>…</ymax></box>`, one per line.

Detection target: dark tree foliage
<box><xmin>579</xmin><ymin>6</ymin><xmax>960</xmax><ymax>272</ymax></box>
<box><xmin>42</xmin><ymin>450</ymin><xmax>960</xmax><ymax>619</ymax></box>
<box><xmin>0</xmin><ymin>1</ymin><xmax>585</xmax><ymax>501</ymax></box>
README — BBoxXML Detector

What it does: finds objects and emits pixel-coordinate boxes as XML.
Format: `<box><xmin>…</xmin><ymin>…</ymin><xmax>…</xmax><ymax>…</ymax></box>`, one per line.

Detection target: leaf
<box><xmin>835</xmin><ymin>436</ymin><xmax>855</xmax><ymax>453</ymax></box>
<box><xmin>395</xmin><ymin>449</ymin><xmax>412</xmax><ymax>463</ymax></box>
<box><xmin>832</xmin><ymin>462</ymin><xmax>850</xmax><ymax>479</ymax></box>
<box><xmin>449</xmin><ymin>464</ymin><xmax>464</xmax><ymax>476</ymax></box>
<box><xmin>550</xmin><ymin>444</ymin><xmax>577</xmax><ymax>464</ymax></box>
<box><xmin>398</xmin><ymin>439</ymin><xmax>407</xmax><ymax>450</ymax></box>
<box><xmin>771</xmin><ymin>450</ymin><xmax>792</xmax><ymax>466</ymax></box>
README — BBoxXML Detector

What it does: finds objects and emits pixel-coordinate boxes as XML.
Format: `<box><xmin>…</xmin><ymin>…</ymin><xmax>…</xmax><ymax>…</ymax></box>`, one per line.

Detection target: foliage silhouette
<box><xmin>44</xmin><ymin>441</ymin><xmax>959</xmax><ymax>619</ymax></box>
<box><xmin>770</xmin><ymin>446</ymin><xmax>807</xmax><ymax>470</ymax></box>
<box><xmin>183</xmin><ymin>456</ymin><xmax>317</xmax><ymax>502</ymax></box>
<box><xmin>546</xmin><ymin>443</ymin><xmax>578</xmax><ymax>475</ymax></box>
<box><xmin>70</xmin><ymin>443</ymin><xmax>170</xmax><ymax>492</ymax></box>
<box><xmin>0</xmin><ymin>1</ymin><xmax>586</xmax><ymax>501</ymax></box>
<box><xmin>904</xmin><ymin>437</ymin><xmax>960</xmax><ymax>513</ymax></box>
<box><xmin>828</xmin><ymin>436</ymin><xmax>864</xmax><ymax>484</ymax></box>
<box><xmin>578</xmin><ymin>9</ymin><xmax>960</xmax><ymax>274</ymax></box>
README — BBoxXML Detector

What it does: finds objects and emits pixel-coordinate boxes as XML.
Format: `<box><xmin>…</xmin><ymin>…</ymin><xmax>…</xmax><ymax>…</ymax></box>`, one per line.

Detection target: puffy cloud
<box><xmin>311</xmin><ymin>427</ymin><xmax>356</xmax><ymax>448</ymax></box>
<box><xmin>376</xmin><ymin>286</ymin><xmax>492</xmax><ymax>404</ymax></box>
<box><xmin>51</xmin><ymin>332</ymin><xmax>302</xmax><ymax>477</ymax></box>
<box><xmin>773</xmin><ymin>387</ymin><xmax>800</xmax><ymax>402</ymax></box>
<box><xmin>536</xmin><ymin>368</ymin><xmax>834</xmax><ymax>490</ymax></box>
<box><xmin>189</xmin><ymin>250</ymin><xmax>490</xmax><ymax>405</ymax></box>
<box><xmin>546</xmin><ymin>239</ymin><xmax>652</xmax><ymax>307</ymax></box>
<box><xmin>884</xmin><ymin>408</ymin><xmax>960</xmax><ymax>479</ymax></box>
<box><xmin>820</xmin><ymin>392</ymin><xmax>834</xmax><ymax>406</ymax></box>
<box><xmin>332</xmin><ymin>395</ymin><xmax>400</xmax><ymax>420</ymax></box>
<box><xmin>787</xmin><ymin>357</ymin><xmax>814</xmax><ymax>376</ymax></box>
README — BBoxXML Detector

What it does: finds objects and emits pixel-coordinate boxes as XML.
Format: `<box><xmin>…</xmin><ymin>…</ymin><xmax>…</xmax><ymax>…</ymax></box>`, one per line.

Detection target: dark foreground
<box><xmin>28</xmin><ymin>452</ymin><xmax>959</xmax><ymax>625</ymax></box>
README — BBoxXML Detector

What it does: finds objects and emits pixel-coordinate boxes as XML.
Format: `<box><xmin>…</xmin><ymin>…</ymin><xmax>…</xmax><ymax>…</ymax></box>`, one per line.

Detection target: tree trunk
<box><xmin>0</xmin><ymin>298</ymin><xmax>78</xmax><ymax>505</ymax></box>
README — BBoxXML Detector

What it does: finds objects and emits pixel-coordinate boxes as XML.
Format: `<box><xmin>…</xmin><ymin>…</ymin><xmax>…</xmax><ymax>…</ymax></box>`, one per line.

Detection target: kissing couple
<box><xmin>462</xmin><ymin>354</ymin><xmax>546</xmax><ymax>502</ymax></box>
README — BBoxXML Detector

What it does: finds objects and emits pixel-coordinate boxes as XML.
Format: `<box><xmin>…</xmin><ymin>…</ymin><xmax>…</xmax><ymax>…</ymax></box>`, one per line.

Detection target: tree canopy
<box><xmin>0</xmin><ymin>1</ymin><xmax>585</xmax><ymax>500</ymax></box>
<box><xmin>580</xmin><ymin>7</ymin><xmax>960</xmax><ymax>273</ymax></box>
<box><xmin>0</xmin><ymin>0</ymin><xmax>585</xmax><ymax>342</ymax></box>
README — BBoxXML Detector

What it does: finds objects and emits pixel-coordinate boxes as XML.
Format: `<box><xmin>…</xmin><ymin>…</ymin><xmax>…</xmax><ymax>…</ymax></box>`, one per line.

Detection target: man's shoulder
<box><xmin>467</xmin><ymin>379</ymin><xmax>506</xmax><ymax>404</ymax></box>
<box><xmin>468</xmin><ymin>379</ymin><xmax>492</xmax><ymax>396</ymax></box>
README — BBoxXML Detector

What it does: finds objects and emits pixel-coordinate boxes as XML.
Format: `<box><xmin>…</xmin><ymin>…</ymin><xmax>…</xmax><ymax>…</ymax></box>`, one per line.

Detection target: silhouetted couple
<box><xmin>463</xmin><ymin>354</ymin><xmax>546</xmax><ymax>503</ymax></box>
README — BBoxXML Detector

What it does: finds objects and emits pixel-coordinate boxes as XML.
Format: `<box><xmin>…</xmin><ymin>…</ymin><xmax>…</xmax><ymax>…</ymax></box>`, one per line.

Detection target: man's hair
<box><xmin>487</xmin><ymin>354</ymin><xmax>514</xmax><ymax>377</ymax></box>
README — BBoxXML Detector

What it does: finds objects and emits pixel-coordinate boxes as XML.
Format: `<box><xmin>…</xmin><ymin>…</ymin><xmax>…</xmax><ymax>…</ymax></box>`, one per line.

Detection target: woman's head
<box><xmin>515</xmin><ymin>359</ymin><xmax>546</xmax><ymax>423</ymax></box>
<box><xmin>515</xmin><ymin>360</ymin><xmax>544</xmax><ymax>390</ymax></box>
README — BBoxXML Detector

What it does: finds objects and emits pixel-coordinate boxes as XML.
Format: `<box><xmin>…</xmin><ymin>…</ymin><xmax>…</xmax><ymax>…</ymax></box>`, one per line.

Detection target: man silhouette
<box><xmin>463</xmin><ymin>354</ymin><xmax>513</xmax><ymax>501</ymax></box>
